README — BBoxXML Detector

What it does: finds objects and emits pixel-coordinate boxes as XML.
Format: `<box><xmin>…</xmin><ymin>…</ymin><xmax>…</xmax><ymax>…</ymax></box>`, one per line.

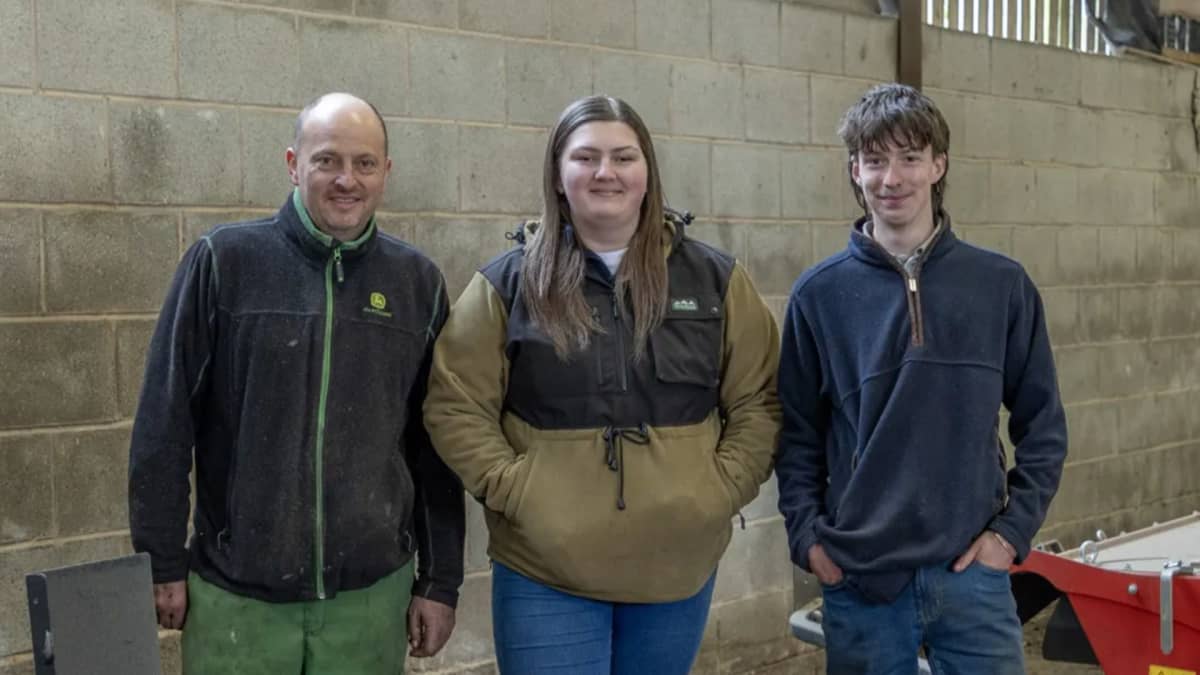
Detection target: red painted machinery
<box><xmin>789</xmin><ymin>512</ymin><xmax>1200</xmax><ymax>673</ymax></box>
<box><xmin>1011</xmin><ymin>512</ymin><xmax>1200</xmax><ymax>674</ymax></box>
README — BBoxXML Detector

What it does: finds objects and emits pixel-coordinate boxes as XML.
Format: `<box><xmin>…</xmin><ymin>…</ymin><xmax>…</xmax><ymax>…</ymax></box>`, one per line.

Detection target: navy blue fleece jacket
<box><xmin>775</xmin><ymin>214</ymin><xmax>1067</xmax><ymax>602</ymax></box>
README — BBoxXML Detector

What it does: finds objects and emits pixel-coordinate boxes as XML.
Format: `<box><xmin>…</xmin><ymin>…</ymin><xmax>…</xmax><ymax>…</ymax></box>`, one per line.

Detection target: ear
<box><xmin>850</xmin><ymin>156</ymin><xmax>862</xmax><ymax>185</ymax></box>
<box><xmin>932</xmin><ymin>152</ymin><xmax>947</xmax><ymax>183</ymax></box>
<box><xmin>286</xmin><ymin>148</ymin><xmax>300</xmax><ymax>187</ymax></box>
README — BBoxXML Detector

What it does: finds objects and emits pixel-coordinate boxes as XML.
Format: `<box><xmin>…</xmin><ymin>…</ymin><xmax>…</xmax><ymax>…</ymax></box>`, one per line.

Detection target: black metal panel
<box><xmin>1011</xmin><ymin>570</ymin><xmax>1063</xmax><ymax>624</ymax></box>
<box><xmin>1042</xmin><ymin>597</ymin><xmax>1101</xmax><ymax>665</ymax></box>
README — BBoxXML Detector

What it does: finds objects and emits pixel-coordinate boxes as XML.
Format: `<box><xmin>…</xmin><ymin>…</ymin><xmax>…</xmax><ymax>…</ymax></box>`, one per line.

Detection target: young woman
<box><xmin>424</xmin><ymin>95</ymin><xmax>780</xmax><ymax>674</ymax></box>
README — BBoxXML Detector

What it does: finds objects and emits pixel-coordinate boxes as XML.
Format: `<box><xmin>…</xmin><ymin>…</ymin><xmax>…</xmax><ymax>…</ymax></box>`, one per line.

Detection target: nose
<box><xmin>594</xmin><ymin>157</ymin><xmax>615</xmax><ymax>180</ymax></box>
<box><xmin>333</xmin><ymin>164</ymin><xmax>357</xmax><ymax>189</ymax></box>
<box><xmin>882</xmin><ymin>163</ymin><xmax>901</xmax><ymax>188</ymax></box>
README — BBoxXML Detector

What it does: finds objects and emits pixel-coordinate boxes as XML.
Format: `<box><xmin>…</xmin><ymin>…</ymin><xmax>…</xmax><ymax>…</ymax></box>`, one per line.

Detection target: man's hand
<box><xmin>154</xmin><ymin>580</ymin><xmax>188</xmax><ymax>630</ymax></box>
<box><xmin>953</xmin><ymin>531</ymin><xmax>1016</xmax><ymax>573</ymax></box>
<box><xmin>808</xmin><ymin>543</ymin><xmax>844</xmax><ymax>586</ymax></box>
<box><xmin>407</xmin><ymin>596</ymin><xmax>455</xmax><ymax>658</ymax></box>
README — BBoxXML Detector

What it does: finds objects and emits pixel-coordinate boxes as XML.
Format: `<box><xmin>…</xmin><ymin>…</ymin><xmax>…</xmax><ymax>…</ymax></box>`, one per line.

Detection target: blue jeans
<box><xmin>821</xmin><ymin>561</ymin><xmax>1024</xmax><ymax>675</ymax></box>
<box><xmin>491</xmin><ymin>561</ymin><xmax>715</xmax><ymax>675</ymax></box>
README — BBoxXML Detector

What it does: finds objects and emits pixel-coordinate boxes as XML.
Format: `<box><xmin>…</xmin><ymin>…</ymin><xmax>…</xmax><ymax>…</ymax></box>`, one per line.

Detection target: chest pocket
<box><xmin>506</xmin><ymin>316</ymin><xmax>604</xmax><ymax>399</ymax></box>
<box><xmin>649</xmin><ymin>293</ymin><xmax>724</xmax><ymax>388</ymax></box>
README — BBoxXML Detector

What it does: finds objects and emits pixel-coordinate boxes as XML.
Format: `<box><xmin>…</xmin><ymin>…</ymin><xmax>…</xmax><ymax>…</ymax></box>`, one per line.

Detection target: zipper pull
<box><xmin>611</xmin><ymin>293</ymin><xmax>619</xmax><ymax>319</ymax></box>
<box><xmin>907</xmin><ymin>277</ymin><xmax>917</xmax><ymax>293</ymax></box>
<box><xmin>334</xmin><ymin>248</ymin><xmax>344</xmax><ymax>284</ymax></box>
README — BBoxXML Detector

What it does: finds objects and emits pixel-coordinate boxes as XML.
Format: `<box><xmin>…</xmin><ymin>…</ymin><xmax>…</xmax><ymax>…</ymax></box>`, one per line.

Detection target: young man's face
<box><xmin>852</xmin><ymin>142</ymin><xmax>946</xmax><ymax>232</ymax></box>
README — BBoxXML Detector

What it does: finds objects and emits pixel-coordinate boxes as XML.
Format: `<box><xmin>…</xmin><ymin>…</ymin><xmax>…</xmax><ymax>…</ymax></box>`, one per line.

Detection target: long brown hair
<box><xmin>520</xmin><ymin>95</ymin><xmax>668</xmax><ymax>360</ymax></box>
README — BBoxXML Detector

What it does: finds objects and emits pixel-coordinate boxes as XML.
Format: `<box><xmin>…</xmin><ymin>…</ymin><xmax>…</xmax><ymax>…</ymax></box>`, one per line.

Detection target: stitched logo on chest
<box><xmin>363</xmin><ymin>291</ymin><xmax>392</xmax><ymax>318</ymax></box>
<box><xmin>670</xmin><ymin>297</ymin><xmax>699</xmax><ymax>312</ymax></box>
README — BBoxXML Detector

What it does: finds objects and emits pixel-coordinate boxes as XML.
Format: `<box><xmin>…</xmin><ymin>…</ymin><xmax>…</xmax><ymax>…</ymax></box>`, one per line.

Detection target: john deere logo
<box><xmin>671</xmin><ymin>297</ymin><xmax>699</xmax><ymax>312</ymax></box>
<box><xmin>363</xmin><ymin>292</ymin><xmax>393</xmax><ymax>318</ymax></box>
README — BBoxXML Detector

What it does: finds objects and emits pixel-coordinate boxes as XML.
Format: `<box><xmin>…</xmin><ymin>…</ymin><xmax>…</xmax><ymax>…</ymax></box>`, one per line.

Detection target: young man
<box><xmin>775</xmin><ymin>84</ymin><xmax>1067</xmax><ymax>673</ymax></box>
<box><xmin>128</xmin><ymin>93</ymin><xmax>465</xmax><ymax>674</ymax></box>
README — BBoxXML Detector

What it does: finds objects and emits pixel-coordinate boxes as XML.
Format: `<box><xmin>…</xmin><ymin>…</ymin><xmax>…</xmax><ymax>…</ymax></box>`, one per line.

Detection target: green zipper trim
<box><xmin>293</xmin><ymin>188</ymin><xmax>376</xmax><ymax>600</ymax></box>
<box><xmin>424</xmin><ymin>276</ymin><xmax>445</xmax><ymax>340</ymax></box>
<box><xmin>200</xmin><ymin>235</ymin><xmax>220</xmax><ymax>291</ymax></box>
<box><xmin>314</xmin><ymin>253</ymin><xmax>335</xmax><ymax>599</ymax></box>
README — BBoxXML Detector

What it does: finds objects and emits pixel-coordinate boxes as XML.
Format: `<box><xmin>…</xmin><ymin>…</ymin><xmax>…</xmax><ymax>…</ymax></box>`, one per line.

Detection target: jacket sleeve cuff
<box><xmin>790</xmin><ymin>526</ymin><xmax>819</xmax><ymax>573</ymax></box>
<box><xmin>412</xmin><ymin>577</ymin><xmax>460</xmax><ymax>609</ymax></box>
<box><xmin>150</xmin><ymin>556</ymin><xmax>190</xmax><ymax>585</ymax></box>
<box><xmin>987</xmin><ymin>519</ymin><xmax>1031</xmax><ymax>563</ymax></box>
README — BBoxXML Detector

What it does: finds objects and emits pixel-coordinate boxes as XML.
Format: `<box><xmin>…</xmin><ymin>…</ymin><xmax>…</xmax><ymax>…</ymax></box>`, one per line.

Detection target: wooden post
<box><xmin>899</xmin><ymin>0</ymin><xmax>924</xmax><ymax>88</ymax></box>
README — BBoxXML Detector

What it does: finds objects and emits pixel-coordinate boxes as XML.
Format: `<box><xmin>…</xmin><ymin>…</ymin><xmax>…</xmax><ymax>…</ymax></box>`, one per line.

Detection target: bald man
<box><xmin>129</xmin><ymin>93</ymin><xmax>466</xmax><ymax>674</ymax></box>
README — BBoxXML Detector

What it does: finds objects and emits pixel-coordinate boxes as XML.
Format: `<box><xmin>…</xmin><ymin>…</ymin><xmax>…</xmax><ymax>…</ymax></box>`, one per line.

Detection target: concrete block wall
<box><xmin>0</xmin><ymin>1</ymin><xmax>1196</xmax><ymax>674</ymax></box>
<box><xmin>921</xmin><ymin>28</ymin><xmax>1200</xmax><ymax>555</ymax></box>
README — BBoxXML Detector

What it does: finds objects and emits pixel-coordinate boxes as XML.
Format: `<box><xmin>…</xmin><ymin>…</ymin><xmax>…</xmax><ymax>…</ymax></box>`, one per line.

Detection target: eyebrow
<box><xmin>310</xmin><ymin>149</ymin><xmax>380</xmax><ymax>159</ymax></box>
<box><xmin>570</xmin><ymin>145</ymin><xmax>641</xmax><ymax>153</ymax></box>
<box><xmin>862</xmin><ymin>145</ymin><xmax>920</xmax><ymax>155</ymax></box>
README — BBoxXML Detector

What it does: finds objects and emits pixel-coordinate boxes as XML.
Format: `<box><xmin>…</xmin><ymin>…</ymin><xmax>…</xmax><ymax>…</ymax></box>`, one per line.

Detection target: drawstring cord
<box><xmin>602</xmin><ymin>424</ymin><xmax>649</xmax><ymax>511</ymax></box>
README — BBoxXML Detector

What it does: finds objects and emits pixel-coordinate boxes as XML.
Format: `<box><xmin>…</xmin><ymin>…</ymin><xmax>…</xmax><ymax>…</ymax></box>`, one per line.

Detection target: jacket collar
<box><xmin>847</xmin><ymin>210</ymin><xmax>956</xmax><ymax>270</ymax></box>
<box><xmin>568</xmin><ymin>217</ymin><xmax>683</xmax><ymax>286</ymax></box>
<box><xmin>512</xmin><ymin>215</ymin><xmax>686</xmax><ymax>288</ymax></box>
<box><xmin>566</xmin><ymin>224</ymin><xmax>619</xmax><ymax>286</ymax></box>
<box><xmin>279</xmin><ymin>188</ymin><xmax>377</xmax><ymax>262</ymax></box>
<box><xmin>512</xmin><ymin>208</ymin><xmax>689</xmax><ymax>251</ymax></box>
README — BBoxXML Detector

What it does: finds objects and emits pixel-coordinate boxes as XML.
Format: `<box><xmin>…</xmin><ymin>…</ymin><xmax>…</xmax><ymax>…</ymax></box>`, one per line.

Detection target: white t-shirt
<box><xmin>595</xmin><ymin>248</ymin><xmax>627</xmax><ymax>277</ymax></box>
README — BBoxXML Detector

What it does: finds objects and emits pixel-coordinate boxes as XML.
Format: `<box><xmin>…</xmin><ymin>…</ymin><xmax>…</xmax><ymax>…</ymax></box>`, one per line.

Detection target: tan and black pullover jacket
<box><xmin>425</xmin><ymin>217</ymin><xmax>781</xmax><ymax>603</ymax></box>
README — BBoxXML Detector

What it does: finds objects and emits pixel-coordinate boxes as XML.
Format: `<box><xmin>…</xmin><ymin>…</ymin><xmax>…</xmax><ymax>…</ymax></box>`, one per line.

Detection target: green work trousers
<box><xmin>182</xmin><ymin>562</ymin><xmax>413</xmax><ymax>675</ymax></box>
